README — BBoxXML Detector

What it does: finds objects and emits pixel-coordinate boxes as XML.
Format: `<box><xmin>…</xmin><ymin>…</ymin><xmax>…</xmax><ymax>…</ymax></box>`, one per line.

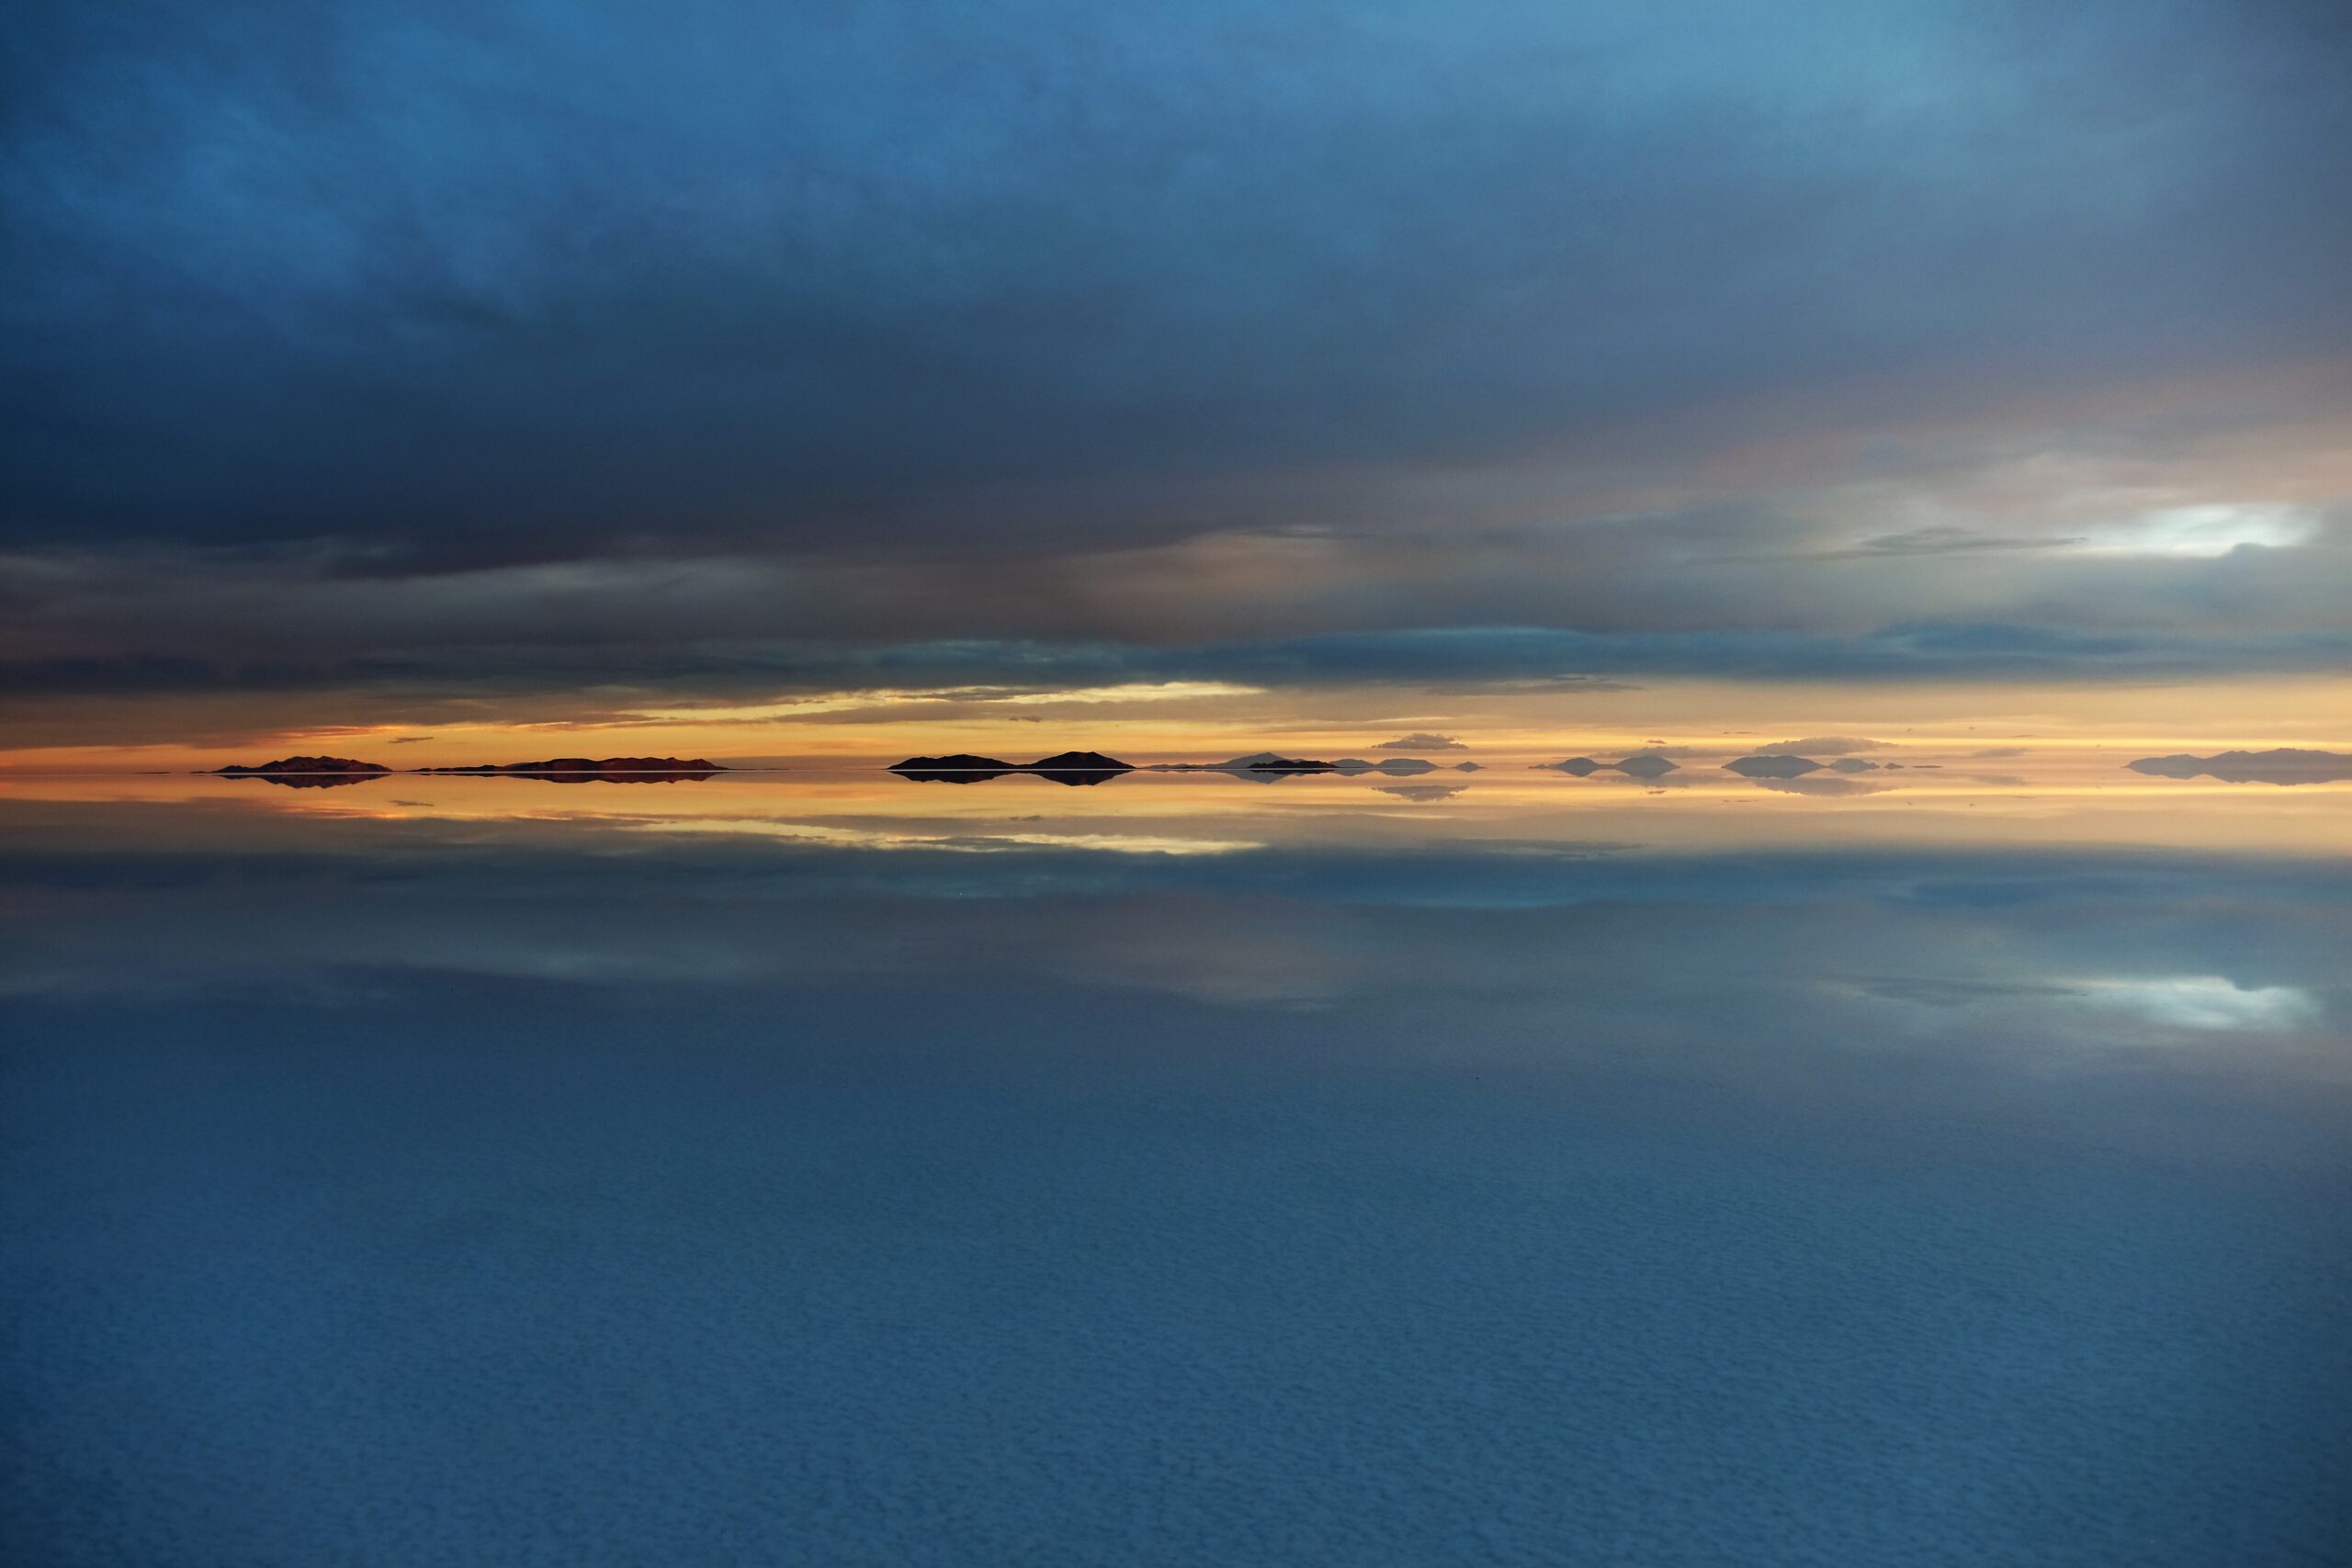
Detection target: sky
<box><xmin>3</xmin><ymin>0</ymin><xmax>2347</xmax><ymax>764</ymax></box>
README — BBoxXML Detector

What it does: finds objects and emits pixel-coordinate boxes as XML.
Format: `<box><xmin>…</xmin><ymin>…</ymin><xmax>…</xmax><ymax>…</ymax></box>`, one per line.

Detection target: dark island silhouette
<box><xmin>215</xmin><ymin>756</ymin><xmax>390</xmax><ymax>787</ymax></box>
<box><xmin>1538</xmin><ymin>753</ymin><xmax>1679</xmax><ymax>778</ymax></box>
<box><xmin>891</xmin><ymin>750</ymin><xmax>1134</xmax><ymax>785</ymax></box>
<box><xmin>1725</xmin><ymin>754</ymin><xmax>1825</xmax><ymax>778</ymax></box>
<box><xmin>2126</xmin><ymin>749</ymin><xmax>2352</xmax><ymax>785</ymax></box>
<box><xmin>1142</xmin><ymin>752</ymin><xmax>1453</xmax><ymax>780</ymax></box>
<box><xmin>216</xmin><ymin>754</ymin><xmax>725</xmax><ymax>785</ymax></box>
<box><xmin>1146</xmin><ymin>752</ymin><xmax>1333</xmax><ymax>776</ymax></box>
<box><xmin>1330</xmin><ymin>757</ymin><xmax>1442</xmax><ymax>775</ymax></box>
<box><xmin>419</xmin><ymin>757</ymin><xmax>723</xmax><ymax>783</ymax></box>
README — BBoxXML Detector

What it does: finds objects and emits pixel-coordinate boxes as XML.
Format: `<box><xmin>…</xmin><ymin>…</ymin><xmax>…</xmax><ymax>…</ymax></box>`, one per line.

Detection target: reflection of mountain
<box><xmin>892</xmin><ymin>751</ymin><xmax>1135</xmax><ymax>785</ymax></box>
<box><xmin>1725</xmin><ymin>755</ymin><xmax>1823</xmax><ymax>778</ymax></box>
<box><xmin>1748</xmin><ymin>775</ymin><xmax>1888</xmax><ymax>796</ymax></box>
<box><xmin>257</xmin><ymin>772</ymin><xmax>388</xmax><ymax>789</ymax></box>
<box><xmin>2127</xmin><ymin>750</ymin><xmax>2352</xmax><ymax>785</ymax></box>
<box><xmin>421</xmin><ymin>757</ymin><xmax>723</xmax><ymax>783</ymax></box>
<box><xmin>218</xmin><ymin>756</ymin><xmax>390</xmax><ymax>784</ymax></box>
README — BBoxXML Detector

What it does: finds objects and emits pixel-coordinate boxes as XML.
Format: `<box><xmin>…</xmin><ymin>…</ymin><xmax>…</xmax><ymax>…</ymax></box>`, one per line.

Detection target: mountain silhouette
<box><xmin>1025</xmin><ymin>751</ymin><xmax>1135</xmax><ymax>781</ymax></box>
<box><xmin>420</xmin><ymin>757</ymin><xmax>722</xmax><ymax>782</ymax></box>
<box><xmin>216</xmin><ymin>756</ymin><xmax>390</xmax><ymax>784</ymax></box>
<box><xmin>1536</xmin><ymin>753</ymin><xmax>1679</xmax><ymax>777</ymax></box>
<box><xmin>2126</xmin><ymin>749</ymin><xmax>2352</xmax><ymax>785</ymax></box>
<box><xmin>890</xmin><ymin>754</ymin><xmax>1019</xmax><ymax>782</ymax></box>
<box><xmin>1611</xmin><ymin>753</ymin><xmax>1679</xmax><ymax>778</ymax></box>
<box><xmin>1725</xmin><ymin>755</ymin><xmax>1824</xmax><ymax>778</ymax></box>
<box><xmin>892</xmin><ymin>751</ymin><xmax>1135</xmax><ymax>784</ymax></box>
<box><xmin>1231</xmin><ymin>755</ymin><xmax>1339</xmax><ymax>773</ymax></box>
<box><xmin>1148</xmin><ymin>752</ymin><xmax>1339</xmax><ymax>774</ymax></box>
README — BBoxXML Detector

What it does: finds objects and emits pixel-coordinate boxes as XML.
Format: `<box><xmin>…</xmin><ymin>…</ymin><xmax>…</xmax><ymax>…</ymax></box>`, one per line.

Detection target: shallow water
<box><xmin>4</xmin><ymin>769</ymin><xmax>2348</xmax><ymax>1565</ymax></box>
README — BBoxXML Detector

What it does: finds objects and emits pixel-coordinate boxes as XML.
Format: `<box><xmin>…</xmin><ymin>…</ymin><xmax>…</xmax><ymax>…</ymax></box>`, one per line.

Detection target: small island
<box><xmin>214</xmin><ymin>756</ymin><xmax>390</xmax><ymax>788</ymax></box>
<box><xmin>1149</xmin><ymin>752</ymin><xmax>1328</xmax><ymax>773</ymax></box>
<box><xmin>1147</xmin><ymin>752</ymin><xmax>1444</xmax><ymax>776</ymax></box>
<box><xmin>418</xmin><ymin>757</ymin><xmax>724</xmax><ymax>783</ymax></box>
<box><xmin>1026</xmin><ymin>751</ymin><xmax>1134</xmax><ymax>774</ymax></box>
<box><xmin>1537</xmin><ymin>753</ymin><xmax>1679</xmax><ymax>778</ymax></box>
<box><xmin>890</xmin><ymin>751</ymin><xmax>1134</xmax><ymax>785</ymax></box>
<box><xmin>1724</xmin><ymin>755</ymin><xmax>1824</xmax><ymax>778</ymax></box>
<box><xmin>2126</xmin><ymin>749</ymin><xmax>2352</xmax><ymax>785</ymax></box>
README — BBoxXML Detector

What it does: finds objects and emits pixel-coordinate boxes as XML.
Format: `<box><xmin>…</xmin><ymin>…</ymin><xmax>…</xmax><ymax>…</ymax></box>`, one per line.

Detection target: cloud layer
<box><xmin>3</xmin><ymin>0</ymin><xmax>2347</xmax><ymax>731</ymax></box>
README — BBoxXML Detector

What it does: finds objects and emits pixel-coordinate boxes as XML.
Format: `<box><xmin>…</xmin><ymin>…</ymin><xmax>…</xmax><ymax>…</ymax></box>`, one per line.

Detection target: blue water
<box><xmin>4</xmin><ymin>797</ymin><xmax>2348</xmax><ymax>1564</ymax></box>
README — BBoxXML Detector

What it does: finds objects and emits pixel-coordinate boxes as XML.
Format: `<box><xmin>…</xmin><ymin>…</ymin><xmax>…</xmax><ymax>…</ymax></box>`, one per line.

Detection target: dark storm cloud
<box><xmin>6</xmin><ymin>0</ymin><xmax>2348</xmax><ymax>554</ymax></box>
<box><xmin>2</xmin><ymin>0</ymin><xmax>2347</xmax><ymax>710</ymax></box>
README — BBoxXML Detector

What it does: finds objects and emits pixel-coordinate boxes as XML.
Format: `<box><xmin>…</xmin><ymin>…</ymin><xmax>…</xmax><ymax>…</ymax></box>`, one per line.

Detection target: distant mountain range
<box><xmin>217</xmin><ymin>755</ymin><xmax>723</xmax><ymax>785</ymax></box>
<box><xmin>891</xmin><ymin>751</ymin><xmax>1134</xmax><ymax>784</ymax></box>
<box><xmin>1536</xmin><ymin>753</ymin><xmax>1678</xmax><ymax>778</ymax></box>
<box><xmin>1541</xmin><ymin>750</ymin><xmax>1900</xmax><ymax>783</ymax></box>
<box><xmin>1724</xmin><ymin>754</ymin><xmax>1824</xmax><ymax>778</ymax></box>
<box><xmin>1148</xmin><ymin>753</ymin><xmax>1470</xmax><ymax>777</ymax></box>
<box><xmin>217</xmin><ymin>755</ymin><xmax>390</xmax><ymax>776</ymax></box>
<box><xmin>418</xmin><ymin>757</ymin><xmax>723</xmax><ymax>782</ymax></box>
<box><xmin>888</xmin><ymin>750</ymin><xmax>1478</xmax><ymax>784</ymax></box>
<box><xmin>2126</xmin><ymin>749</ymin><xmax>2352</xmax><ymax>785</ymax></box>
<box><xmin>213</xmin><ymin>755</ymin><xmax>392</xmax><ymax>788</ymax></box>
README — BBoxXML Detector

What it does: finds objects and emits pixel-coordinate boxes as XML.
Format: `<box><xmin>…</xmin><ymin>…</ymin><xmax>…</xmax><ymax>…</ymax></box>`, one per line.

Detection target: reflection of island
<box><xmin>1148</xmin><ymin>752</ymin><xmax>1443</xmax><ymax>779</ymax></box>
<box><xmin>216</xmin><ymin>756</ymin><xmax>390</xmax><ymax>787</ymax></box>
<box><xmin>1748</xmin><ymin>774</ymin><xmax>1888</xmax><ymax>797</ymax></box>
<box><xmin>1538</xmin><ymin>753</ymin><xmax>1679</xmax><ymax>778</ymax></box>
<box><xmin>2127</xmin><ymin>749</ymin><xmax>2352</xmax><ymax>785</ymax></box>
<box><xmin>891</xmin><ymin>751</ymin><xmax>1134</xmax><ymax>785</ymax></box>
<box><xmin>419</xmin><ymin>757</ymin><xmax>724</xmax><ymax>783</ymax></box>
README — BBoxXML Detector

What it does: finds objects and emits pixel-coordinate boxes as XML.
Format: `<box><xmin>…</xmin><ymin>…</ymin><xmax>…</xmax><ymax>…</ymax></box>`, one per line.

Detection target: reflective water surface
<box><xmin>4</xmin><ymin>768</ymin><xmax>2348</xmax><ymax>1565</ymax></box>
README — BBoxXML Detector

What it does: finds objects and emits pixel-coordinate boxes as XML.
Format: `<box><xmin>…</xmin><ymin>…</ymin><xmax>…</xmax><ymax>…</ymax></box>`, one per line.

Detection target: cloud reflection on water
<box><xmin>4</xmin><ymin>781</ymin><xmax>2349</xmax><ymax>1566</ymax></box>
<box><xmin>2</xmin><ymin>788</ymin><xmax>2343</xmax><ymax>1077</ymax></box>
